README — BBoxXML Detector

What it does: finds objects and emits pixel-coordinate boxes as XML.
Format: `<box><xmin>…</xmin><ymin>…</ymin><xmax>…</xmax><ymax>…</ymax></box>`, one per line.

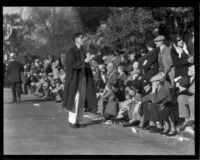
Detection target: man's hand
<box><xmin>151</xmin><ymin>81</ymin><xmax>158</xmax><ymax>93</ymax></box>
<box><xmin>84</xmin><ymin>58</ymin><xmax>90</xmax><ymax>63</ymax></box>
<box><xmin>143</xmin><ymin>60</ymin><xmax>148</xmax><ymax>66</ymax></box>
<box><xmin>188</xmin><ymin>56</ymin><xmax>194</xmax><ymax>63</ymax></box>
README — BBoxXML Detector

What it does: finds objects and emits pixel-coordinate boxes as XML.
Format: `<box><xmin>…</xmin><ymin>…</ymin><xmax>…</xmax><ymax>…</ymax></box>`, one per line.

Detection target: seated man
<box><xmin>138</xmin><ymin>72</ymin><xmax>173</xmax><ymax>133</ymax></box>
<box><xmin>118</xmin><ymin>81</ymin><xmax>142</xmax><ymax>127</ymax></box>
<box><xmin>97</xmin><ymin>62</ymin><xmax>119</xmax><ymax>115</ymax></box>
<box><xmin>175</xmin><ymin>67</ymin><xmax>195</xmax><ymax>131</ymax></box>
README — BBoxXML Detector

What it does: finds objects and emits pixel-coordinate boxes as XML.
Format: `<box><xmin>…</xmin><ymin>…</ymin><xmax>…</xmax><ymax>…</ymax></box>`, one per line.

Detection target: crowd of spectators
<box><xmin>4</xmin><ymin>31</ymin><xmax>195</xmax><ymax>137</ymax></box>
<box><xmin>4</xmin><ymin>55</ymin><xmax>65</xmax><ymax>103</ymax></box>
<box><xmin>91</xmin><ymin>33</ymin><xmax>195</xmax><ymax>137</ymax></box>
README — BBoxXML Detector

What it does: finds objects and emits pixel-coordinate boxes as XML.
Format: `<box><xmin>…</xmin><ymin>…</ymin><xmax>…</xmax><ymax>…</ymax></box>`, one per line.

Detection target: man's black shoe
<box><xmin>143</xmin><ymin>125</ymin><xmax>156</xmax><ymax>130</ymax></box>
<box><xmin>149</xmin><ymin>127</ymin><xmax>163</xmax><ymax>133</ymax></box>
<box><xmin>166</xmin><ymin>130</ymin><xmax>177</xmax><ymax>137</ymax></box>
<box><xmin>160</xmin><ymin>129</ymin><xmax>170</xmax><ymax>135</ymax></box>
<box><xmin>77</xmin><ymin>124</ymin><xmax>86</xmax><ymax>128</ymax></box>
<box><xmin>69</xmin><ymin>123</ymin><xmax>79</xmax><ymax>129</ymax></box>
<box><xmin>123</xmin><ymin>122</ymin><xmax>133</xmax><ymax>127</ymax></box>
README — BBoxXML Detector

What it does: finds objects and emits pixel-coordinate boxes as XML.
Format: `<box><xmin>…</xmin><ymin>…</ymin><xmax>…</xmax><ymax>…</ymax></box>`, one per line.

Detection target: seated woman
<box><xmin>170</xmin><ymin>35</ymin><xmax>194</xmax><ymax>82</ymax></box>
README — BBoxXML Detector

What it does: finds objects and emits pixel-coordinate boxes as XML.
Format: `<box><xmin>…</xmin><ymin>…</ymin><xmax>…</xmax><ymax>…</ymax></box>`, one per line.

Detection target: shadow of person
<box><xmin>20</xmin><ymin>98</ymin><xmax>54</xmax><ymax>104</ymax></box>
<box><xmin>86</xmin><ymin>119</ymin><xmax>105</xmax><ymax>126</ymax></box>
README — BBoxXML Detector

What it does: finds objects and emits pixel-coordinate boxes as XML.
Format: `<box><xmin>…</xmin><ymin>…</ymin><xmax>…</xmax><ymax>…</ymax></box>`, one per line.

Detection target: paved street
<box><xmin>3</xmin><ymin>88</ymin><xmax>195</xmax><ymax>155</ymax></box>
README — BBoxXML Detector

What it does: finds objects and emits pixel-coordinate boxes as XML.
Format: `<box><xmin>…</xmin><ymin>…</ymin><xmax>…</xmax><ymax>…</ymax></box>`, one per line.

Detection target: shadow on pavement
<box><xmin>20</xmin><ymin>98</ymin><xmax>54</xmax><ymax>104</ymax></box>
<box><xmin>86</xmin><ymin>119</ymin><xmax>105</xmax><ymax>126</ymax></box>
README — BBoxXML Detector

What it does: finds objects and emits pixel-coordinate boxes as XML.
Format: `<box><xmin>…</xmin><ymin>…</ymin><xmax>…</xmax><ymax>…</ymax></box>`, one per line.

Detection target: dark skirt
<box><xmin>104</xmin><ymin>100</ymin><xmax>119</xmax><ymax>117</ymax></box>
<box><xmin>174</xmin><ymin>65</ymin><xmax>189</xmax><ymax>79</ymax></box>
<box><xmin>141</xmin><ymin>102</ymin><xmax>152</xmax><ymax>121</ymax></box>
<box><xmin>148</xmin><ymin>103</ymin><xmax>162</xmax><ymax>122</ymax></box>
<box><xmin>160</xmin><ymin>102</ymin><xmax>179</xmax><ymax>123</ymax></box>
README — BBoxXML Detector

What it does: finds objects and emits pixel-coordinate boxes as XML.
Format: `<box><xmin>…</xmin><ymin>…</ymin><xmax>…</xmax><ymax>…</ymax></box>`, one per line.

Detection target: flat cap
<box><xmin>154</xmin><ymin>35</ymin><xmax>165</xmax><ymax>42</ymax></box>
<box><xmin>150</xmin><ymin>72</ymin><xmax>165</xmax><ymax>82</ymax></box>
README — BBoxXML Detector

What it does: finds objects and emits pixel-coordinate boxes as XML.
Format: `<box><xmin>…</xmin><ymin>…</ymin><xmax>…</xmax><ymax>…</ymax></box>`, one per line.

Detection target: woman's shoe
<box><xmin>77</xmin><ymin>123</ymin><xmax>86</xmax><ymax>128</ymax></box>
<box><xmin>177</xmin><ymin>120</ymin><xmax>189</xmax><ymax>131</ymax></box>
<box><xmin>160</xmin><ymin>129</ymin><xmax>170</xmax><ymax>135</ymax></box>
<box><xmin>143</xmin><ymin>125</ymin><xmax>156</xmax><ymax>130</ymax></box>
<box><xmin>166</xmin><ymin>130</ymin><xmax>177</xmax><ymax>137</ymax></box>
<box><xmin>68</xmin><ymin>123</ymin><xmax>78</xmax><ymax>129</ymax></box>
<box><xmin>149</xmin><ymin>127</ymin><xmax>163</xmax><ymax>133</ymax></box>
<box><xmin>123</xmin><ymin>122</ymin><xmax>133</xmax><ymax>127</ymax></box>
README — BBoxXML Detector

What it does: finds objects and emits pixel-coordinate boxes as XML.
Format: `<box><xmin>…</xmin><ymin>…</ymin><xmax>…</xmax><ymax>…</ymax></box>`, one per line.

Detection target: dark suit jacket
<box><xmin>170</xmin><ymin>46</ymin><xmax>190</xmax><ymax>78</ymax></box>
<box><xmin>7</xmin><ymin>60</ymin><xmax>24</xmax><ymax>83</ymax></box>
<box><xmin>138</xmin><ymin>48</ymin><xmax>159</xmax><ymax>80</ymax></box>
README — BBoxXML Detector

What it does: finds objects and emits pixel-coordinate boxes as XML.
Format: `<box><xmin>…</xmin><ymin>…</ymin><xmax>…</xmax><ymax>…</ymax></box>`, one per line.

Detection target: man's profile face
<box><xmin>75</xmin><ymin>35</ymin><xmax>84</xmax><ymax>46</ymax></box>
<box><xmin>155</xmin><ymin>41</ymin><xmax>162</xmax><ymax>48</ymax></box>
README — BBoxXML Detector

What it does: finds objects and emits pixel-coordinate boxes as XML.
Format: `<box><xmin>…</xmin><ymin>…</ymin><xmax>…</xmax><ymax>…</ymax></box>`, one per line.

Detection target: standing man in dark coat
<box><xmin>62</xmin><ymin>32</ymin><xmax>91</xmax><ymax>128</ymax></box>
<box><xmin>6</xmin><ymin>52</ymin><xmax>24</xmax><ymax>103</ymax></box>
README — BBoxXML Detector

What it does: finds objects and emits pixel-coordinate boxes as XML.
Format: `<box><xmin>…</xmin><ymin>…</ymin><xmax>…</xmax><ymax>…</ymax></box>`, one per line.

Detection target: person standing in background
<box><xmin>6</xmin><ymin>52</ymin><xmax>24</xmax><ymax>103</ymax></box>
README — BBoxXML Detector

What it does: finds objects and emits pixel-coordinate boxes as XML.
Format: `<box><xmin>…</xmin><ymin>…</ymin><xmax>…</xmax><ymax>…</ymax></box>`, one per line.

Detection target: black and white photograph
<box><xmin>3</xmin><ymin>5</ymin><xmax>197</xmax><ymax>156</ymax></box>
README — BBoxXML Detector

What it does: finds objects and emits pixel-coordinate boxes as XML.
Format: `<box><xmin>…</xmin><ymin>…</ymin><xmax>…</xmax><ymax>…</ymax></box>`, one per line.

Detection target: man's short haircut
<box><xmin>72</xmin><ymin>32</ymin><xmax>82</xmax><ymax>41</ymax></box>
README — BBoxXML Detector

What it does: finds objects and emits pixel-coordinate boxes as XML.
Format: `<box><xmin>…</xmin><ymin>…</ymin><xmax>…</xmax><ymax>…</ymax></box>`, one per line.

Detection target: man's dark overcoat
<box><xmin>62</xmin><ymin>45</ymin><xmax>86</xmax><ymax>111</ymax></box>
<box><xmin>7</xmin><ymin>60</ymin><xmax>24</xmax><ymax>83</ymax></box>
<box><xmin>62</xmin><ymin>44</ymin><xmax>98</xmax><ymax>111</ymax></box>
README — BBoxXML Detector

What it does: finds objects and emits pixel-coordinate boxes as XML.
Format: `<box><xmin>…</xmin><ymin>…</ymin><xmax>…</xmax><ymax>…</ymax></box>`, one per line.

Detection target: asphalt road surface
<box><xmin>3</xmin><ymin>88</ymin><xmax>195</xmax><ymax>155</ymax></box>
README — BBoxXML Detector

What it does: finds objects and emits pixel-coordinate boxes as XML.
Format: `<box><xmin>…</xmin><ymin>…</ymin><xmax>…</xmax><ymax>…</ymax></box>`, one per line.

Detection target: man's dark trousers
<box><xmin>11</xmin><ymin>82</ymin><xmax>22</xmax><ymax>102</ymax></box>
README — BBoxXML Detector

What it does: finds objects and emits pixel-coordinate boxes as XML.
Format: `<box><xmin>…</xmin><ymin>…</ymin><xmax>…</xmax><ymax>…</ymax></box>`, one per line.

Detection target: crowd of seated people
<box><xmin>91</xmin><ymin>33</ymin><xmax>195</xmax><ymax>137</ymax></box>
<box><xmin>4</xmin><ymin>32</ymin><xmax>195</xmax><ymax>137</ymax></box>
